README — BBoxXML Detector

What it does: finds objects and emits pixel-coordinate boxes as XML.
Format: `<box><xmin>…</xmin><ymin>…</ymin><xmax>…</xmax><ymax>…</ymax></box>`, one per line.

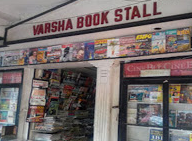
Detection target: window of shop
<box><xmin>0</xmin><ymin>69</ymin><xmax>23</xmax><ymax>141</ymax></box>
<box><xmin>119</xmin><ymin>58</ymin><xmax>192</xmax><ymax>141</ymax></box>
<box><xmin>26</xmin><ymin>68</ymin><xmax>96</xmax><ymax>141</ymax></box>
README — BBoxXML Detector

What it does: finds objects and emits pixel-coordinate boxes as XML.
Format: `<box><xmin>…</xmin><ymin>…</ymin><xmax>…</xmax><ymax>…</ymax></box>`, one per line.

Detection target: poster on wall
<box><xmin>166</xmin><ymin>29</ymin><xmax>178</xmax><ymax>52</ymax></box>
<box><xmin>84</xmin><ymin>41</ymin><xmax>94</xmax><ymax>60</ymax></box>
<box><xmin>149</xmin><ymin>129</ymin><xmax>163</xmax><ymax>141</ymax></box>
<box><xmin>30</xmin><ymin>88</ymin><xmax>46</xmax><ymax>106</ymax></box>
<box><xmin>29</xmin><ymin>48</ymin><xmax>38</xmax><ymax>64</ymax></box>
<box><xmin>107</xmin><ymin>38</ymin><xmax>119</xmax><ymax>58</ymax></box>
<box><xmin>135</xmin><ymin>33</ymin><xmax>152</xmax><ymax>55</ymax></box>
<box><xmin>26</xmin><ymin>106</ymin><xmax>45</xmax><ymax>122</ymax></box>
<box><xmin>37</xmin><ymin>47</ymin><xmax>47</xmax><ymax>64</ymax></box>
<box><xmin>47</xmin><ymin>45</ymin><xmax>62</xmax><ymax>63</ymax></box>
<box><xmin>176</xmin><ymin>27</ymin><xmax>191</xmax><ymax>52</ymax></box>
<box><xmin>119</xmin><ymin>36</ymin><xmax>137</xmax><ymax>57</ymax></box>
<box><xmin>3</xmin><ymin>50</ymin><xmax>22</xmax><ymax>66</ymax></box>
<box><xmin>60</xmin><ymin>44</ymin><xmax>73</xmax><ymax>62</ymax></box>
<box><xmin>72</xmin><ymin>42</ymin><xmax>84</xmax><ymax>61</ymax></box>
<box><xmin>94</xmin><ymin>39</ymin><xmax>108</xmax><ymax>59</ymax></box>
<box><xmin>152</xmin><ymin>32</ymin><xmax>166</xmax><ymax>54</ymax></box>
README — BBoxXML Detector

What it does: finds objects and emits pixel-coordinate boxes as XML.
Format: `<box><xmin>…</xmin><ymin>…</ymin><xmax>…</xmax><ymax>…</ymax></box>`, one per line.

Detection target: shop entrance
<box><xmin>119</xmin><ymin>60</ymin><xmax>192</xmax><ymax>141</ymax></box>
<box><xmin>27</xmin><ymin>67</ymin><xmax>96</xmax><ymax>141</ymax></box>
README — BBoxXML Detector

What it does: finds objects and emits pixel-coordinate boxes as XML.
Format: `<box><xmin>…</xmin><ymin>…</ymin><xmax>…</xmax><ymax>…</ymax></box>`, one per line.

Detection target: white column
<box><xmin>90</xmin><ymin>60</ymin><xmax>120</xmax><ymax>141</ymax></box>
<box><xmin>17</xmin><ymin>68</ymin><xmax>34</xmax><ymax>140</ymax></box>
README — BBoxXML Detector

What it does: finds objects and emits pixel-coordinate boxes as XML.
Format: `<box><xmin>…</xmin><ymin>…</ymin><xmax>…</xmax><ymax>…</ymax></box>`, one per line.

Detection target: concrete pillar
<box><xmin>17</xmin><ymin>68</ymin><xmax>34</xmax><ymax>140</ymax></box>
<box><xmin>90</xmin><ymin>60</ymin><xmax>120</xmax><ymax>141</ymax></box>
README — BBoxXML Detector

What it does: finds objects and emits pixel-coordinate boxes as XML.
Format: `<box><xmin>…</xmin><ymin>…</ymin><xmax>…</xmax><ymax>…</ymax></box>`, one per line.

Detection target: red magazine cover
<box><xmin>2</xmin><ymin>72</ymin><xmax>22</xmax><ymax>84</ymax></box>
<box><xmin>26</xmin><ymin>106</ymin><xmax>45</xmax><ymax>122</ymax></box>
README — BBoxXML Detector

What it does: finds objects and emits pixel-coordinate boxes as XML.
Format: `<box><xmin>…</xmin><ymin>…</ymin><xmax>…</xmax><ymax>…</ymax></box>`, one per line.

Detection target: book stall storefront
<box><xmin>0</xmin><ymin>0</ymin><xmax>192</xmax><ymax>141</ymax></box>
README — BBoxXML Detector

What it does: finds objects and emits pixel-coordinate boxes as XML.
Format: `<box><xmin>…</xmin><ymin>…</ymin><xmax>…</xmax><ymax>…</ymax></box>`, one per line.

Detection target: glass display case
<box><xmin>119</xmin><ymin>77</ymin><xmax>192</xmax><ymax>141</ymax></box>
<box><xmin>0</xmin><ymin>70</ymin><xmax>23</xmax><ymax>140</ymax></box>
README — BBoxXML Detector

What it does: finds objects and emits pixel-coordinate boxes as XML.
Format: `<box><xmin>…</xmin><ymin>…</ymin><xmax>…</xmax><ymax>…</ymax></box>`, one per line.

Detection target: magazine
<box><xmin>84</xmin><ymin>41</ymin><xmax>94</xmax><ymax>60</ymax></box>
<box><xmin>0</xmin><ymin>99</ymin><xmax>10</xmax><ymax>110</ymax></box>
<box><xmin>127</xmin><ymin>108</ymin><xmax>137</xmax><ymax>124</ymax></box>
<box><xmin>33</xmin><ymin>79</ymin><xmax>48</xmax><ymax>88</ymax></box>
<box><xmin>169</xmin><ymin>110</ymin><xmax>177</xmax><ymax>128</ymax></box>
<box><xmin>0</xmin><ymin>111</ymin><xmax>8</xmax><ymax>123</ymax></box>
<box><xmin>0</xmin><ymin>52</ymin><xmax>4</xmax><ymax>66</ymax></box>
<box><xmin>177</xmin><ymin>111</ymin><xmax>192</xmax><ymax>129</ymax></box>
<box><xmin>135</xmin><ymin>33</ymin><xmax>152</xmax><ymax>55</ymax></box>
<box><xmin>170</xmin><ymin>132</ymin><xmax>189</xmax><ymax>141</ymax></box>
<box><xmin>72</xmin><ymin>42</ymin><xmax>84</xmax><ymax>61</ymax></box>
<box><xmin>2</xmin><ymin>72</ymin><xmax>22</xmax><ymax>84</ymax></box>
<box><xmin>180</xmin><ymin>85</ymin><xmax>192</xmax><ymax>103</ymax></box>
<box><xmin>166</xmin><ymin>29</ymin><xmax>178</xmax><ymax>52</ymax></box>
<box><xmin>26</xmin><ymin>106</ymin><xmax>45</xmax><ymax>122</ymax></box>
<box><xmin>94</xmin><ymin>39</ymin><xmax>108</xmax><ymax>59</ymax></box>
<box><xmin>37</xmin><ymin>47</ymin><xmax>47</xmax><ymax>64</ymax></box>
<box><xmin>169</xmin><ymin>84</ymin><xmax>181</xmax><ymax>103</ymax></box>
<box><xmin>107</xmin><ymin>38</ymin><xmax>120</xmax><ymax>58</ymax></box>
<box><xmin>18</xmin><ymin>49</ymin><xmax>29</xmax><ymax>65</ymax></box>
<box><xmin>47</xmin><ymin>101</ymin><xmax>59</xmax><ymax>116</ymax></box>
<box><xmin>60</xmin><ymin>44</ymin><xmax>73</xmax><ymax>62</ymax></box>
<box><xmin>30</xmin><ymin>88</ymin><xmax>46</xmax><ymax>106</ymax></box>
<box><xmin>119</xmin><ymin>36</ymin><xmax>137</xmax><ymax>57</ymax></box>
<box><xmin>149</xmin><ymin>129</ymin><xmax>163</xmax><ymax>141</ymax></box>
<box><xmin>29</xmin><ymin>48</ymin><xmax>38</xmax><ymax>64</ymax></box>
<box><xmin>177</xmin><ymin>27</ymin><xmax>191</xmax><ymax>52</ymax></box>
<box><xmin>152</xmin><ymin>32</ymin><xmax>166</xmax><ymax>54</ymax></box>
<box><xmin>3</xmin><ymin>50</ymin><xmax>22</xmax><ymax>66</ymax></box>
<box><xmin>47</xmin><ymin>45</ymin><xmax>62</xmax><ymax>63</ymax></box>
<box><xmin>137</xmin><ymin>104</ymin><xmax>162</xmax><ymax>126</ymax></box>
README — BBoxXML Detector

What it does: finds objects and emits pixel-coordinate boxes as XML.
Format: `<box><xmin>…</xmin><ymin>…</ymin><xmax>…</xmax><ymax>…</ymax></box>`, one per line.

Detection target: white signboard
<box><xmin>140</xmin><ymin>69</ymin><xmax>170</xmax><ymax>77</ymax></box>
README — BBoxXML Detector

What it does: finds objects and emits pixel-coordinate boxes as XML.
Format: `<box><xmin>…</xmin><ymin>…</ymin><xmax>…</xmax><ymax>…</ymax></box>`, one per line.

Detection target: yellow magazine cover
<box><xmin>169</xmin><ymin>84</ymin><xmax>181</xmax><ymax>103</ymax></box>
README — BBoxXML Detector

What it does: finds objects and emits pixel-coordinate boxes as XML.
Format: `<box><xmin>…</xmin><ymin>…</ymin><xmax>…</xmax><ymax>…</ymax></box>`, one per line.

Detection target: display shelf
<box><xmin>128</xmin><ymin>101</ymin><xmax>162</xmax><ymax>104</ymax></box>
<box><xmin>169</xmin><ymin>103</ymin><xmax>192</xmax><ymax>110</ymax></box>
<box><xmin>126</xmin><ymin>124</ymin><xmax>162</xmax><ymax>128</ymax></box>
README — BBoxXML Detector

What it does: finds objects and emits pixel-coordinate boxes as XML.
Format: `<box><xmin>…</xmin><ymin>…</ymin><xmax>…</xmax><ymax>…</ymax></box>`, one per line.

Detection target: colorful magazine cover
<box><xmin>72</xmin><ymin>42</ymin><xmax>84</xmax><ymax>61</ymax></box>
<box><xmin>94</xmin><ymin>39</ymin><xmax>108</xmax><ymax>59</ymax></box>
<box><xmin>33</xmin><ymin>79</ymin><xmax>48</xmax><ymax>88</ymax></box>
<box><xmin>169</xmin><ymin>110</ymin><xmax>177</xmax><ymax>128</ymax></box>
<box><xmin>30</xmin><ymin>88</ymin><xmax>46</xmax><ymax>106</ymax></box>
<box><xmin>169</xmin><ymin>84</ymin><xmax>181</xmax><ymax>103</ymax></box>
<box><xmin>177</xmin><ymin>111</ymin><xmax>192</xmax><ymax>129</ymax></box>
<box><xmin>3</xmin><ymin>50</ymin><xmax>22</xmax><ymax>66</ymax></box>
<box><xmin>170</xmin><ymin>133</ymin><xmax>189</xmax><ymax>141</ymax></box>
<box><xmin>107</xmin><ymin>38</ymin><xmax>120</xmax><ymax>58</ymax></box>
<box><xmin>0</xmin><ymin>52</ymin><xmax>4</xmax><ymax>67</ymax></box>
<box><xmin>135</xmin><ymin>33</ymin><xmax>152</xmax><ymax>55</ymax></box>
<box><xmin>37</xmin><ymin>47</ymin><xmax>47</xmax><ymax>64</ymax></box>
<box><xmin>60</xmin><ymin>44</ymin><xmax>73</xmax><ymax>62</ymax></box>
<box><xmin>29</xmin><ymin>48</ymin><xmax>38</xmax><ymax>64</ymax></box>
<box><xmin>18</xmin><ymin>49</ymin><xmax>29</xmax><ymax>65</ymax></box>
<box><xmin>177</xmin><ymin>27</ymin><xmax>191</xmax><ymax>52</ymax></box>
<box><xmin>180</xmin><ymin>85</ymin><xmax>192</xmax><ymax>104</ymax></box>
<box><xmin>166</xmin><ymin>29</ymin><xmax>178</xmax><ymax>52</ymax></box>
<box><xmin>149</xmin><ymin>129</ymin><xmax>163</xmax><ymax>141</ymax></box>
<box><xmin>2</xmin><ymin>72</ymin><xmax>22</xmax><ymax>84</ymax></box>
<box><xmin>0</xmin><ymin>99</ymin><xmax>10</xmax><ymax>110</ymax></box>
<box><xmin>47</xmin><ymin>45</ymin><xmax>62</xmax><ymax>63</ymax></box>
<box><xmin>119</xmin><ymin>36</ymin><xmax>137</xmax><ymax>57</ymax></box>
<box><xmin>152</xmin><ymin>32</ymin><xmax>166</xmax><ymax>54</ymax></box>
<box><xmin>137</xmin><ymin>104</ymin><xmax>162</xmax><ymax>126</ymax></box>
<box><xmin>0</xmin><ymin>111</ymin><xmax>8</xmax><ymax>123</ymax></box>
<box><xmin>84</xmin><ymin>41</ymin><xmax>94</xmax><ymax>60</ymax></box>
<box><xmin>47</xmin><ymin>101</ymin><xmax>59</xmax><ymax>116</ymax></box>
<box><xmin>26</xmin><ymin>106</ymin><xmax>45</xmax><ymax>122</ymax></box>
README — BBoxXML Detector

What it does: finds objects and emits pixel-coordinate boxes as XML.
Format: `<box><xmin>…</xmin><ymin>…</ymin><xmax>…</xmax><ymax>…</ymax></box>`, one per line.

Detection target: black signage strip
<box><xmin>5</xmin><ymin>12</ymin><xmax>192</xmax><ymax>45</ymax></box>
